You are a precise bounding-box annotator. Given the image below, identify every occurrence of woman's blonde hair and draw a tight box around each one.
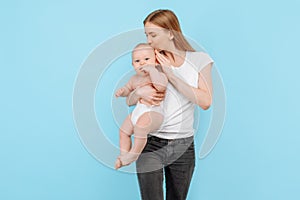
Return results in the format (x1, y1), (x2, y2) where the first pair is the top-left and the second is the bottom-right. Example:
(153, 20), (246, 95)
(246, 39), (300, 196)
(143, 9), (195, 52)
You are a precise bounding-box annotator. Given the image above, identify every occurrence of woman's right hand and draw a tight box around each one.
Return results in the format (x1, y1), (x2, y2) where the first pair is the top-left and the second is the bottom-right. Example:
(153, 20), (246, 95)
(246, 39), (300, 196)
(135, 85), (165, 105)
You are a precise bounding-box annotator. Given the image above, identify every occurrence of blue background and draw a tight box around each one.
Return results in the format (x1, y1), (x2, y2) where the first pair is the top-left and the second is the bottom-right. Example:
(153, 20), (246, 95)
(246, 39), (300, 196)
(1, 0), (300, 199)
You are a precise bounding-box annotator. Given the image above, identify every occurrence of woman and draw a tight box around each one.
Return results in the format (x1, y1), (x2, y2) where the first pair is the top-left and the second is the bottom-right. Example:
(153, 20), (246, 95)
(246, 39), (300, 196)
(127, 9), (214, 200)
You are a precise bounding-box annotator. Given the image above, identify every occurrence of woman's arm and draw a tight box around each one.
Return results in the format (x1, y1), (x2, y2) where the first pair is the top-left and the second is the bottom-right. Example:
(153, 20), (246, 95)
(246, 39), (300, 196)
(156, 51), (213, 110)
(126, 85), (165, 106)
(126, 87), (140, 106)
(166, 63), (213, 110)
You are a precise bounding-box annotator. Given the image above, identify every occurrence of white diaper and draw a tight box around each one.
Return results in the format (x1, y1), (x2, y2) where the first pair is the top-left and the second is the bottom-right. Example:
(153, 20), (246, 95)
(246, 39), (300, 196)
(131, 101), (164, 126)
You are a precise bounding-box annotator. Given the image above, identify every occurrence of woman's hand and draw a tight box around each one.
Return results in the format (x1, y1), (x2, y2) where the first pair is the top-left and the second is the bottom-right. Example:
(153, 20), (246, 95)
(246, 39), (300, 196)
(155, 50), (173, 77)
(135, 84), (165, 105)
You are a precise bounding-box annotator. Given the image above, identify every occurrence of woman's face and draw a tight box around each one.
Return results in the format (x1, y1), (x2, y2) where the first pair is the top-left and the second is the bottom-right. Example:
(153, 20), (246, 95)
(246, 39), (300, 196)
(144, 22), (172, 51)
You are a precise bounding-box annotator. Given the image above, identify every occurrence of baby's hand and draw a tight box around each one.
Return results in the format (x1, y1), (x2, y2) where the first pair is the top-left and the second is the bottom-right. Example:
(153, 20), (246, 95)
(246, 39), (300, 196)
(115, 88), (125, 97)
(139, 65), (156, 73)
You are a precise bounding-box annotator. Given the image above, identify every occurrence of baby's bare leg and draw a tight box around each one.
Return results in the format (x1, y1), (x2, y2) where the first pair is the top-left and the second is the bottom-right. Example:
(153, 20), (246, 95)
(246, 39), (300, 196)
(132, 111), (163, 153)
(119, 111), (163, 166)
(115, 114), (134, 169)
(119, 114), (134, 154)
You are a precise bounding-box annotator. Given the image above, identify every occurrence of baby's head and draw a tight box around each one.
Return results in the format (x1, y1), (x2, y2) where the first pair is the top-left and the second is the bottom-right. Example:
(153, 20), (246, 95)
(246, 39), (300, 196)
(132, 43), (156, 76)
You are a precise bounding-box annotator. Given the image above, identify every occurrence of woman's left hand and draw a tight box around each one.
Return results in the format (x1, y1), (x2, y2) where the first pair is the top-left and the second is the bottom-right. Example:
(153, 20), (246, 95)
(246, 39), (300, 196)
(155, 50), (173, 76)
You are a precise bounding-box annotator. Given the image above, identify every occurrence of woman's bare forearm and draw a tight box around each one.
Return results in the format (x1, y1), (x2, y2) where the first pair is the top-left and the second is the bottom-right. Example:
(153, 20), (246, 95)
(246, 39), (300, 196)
(126, 84), (165, 106)
(166, 73), (212, 110)
(126, 88), (140, 106)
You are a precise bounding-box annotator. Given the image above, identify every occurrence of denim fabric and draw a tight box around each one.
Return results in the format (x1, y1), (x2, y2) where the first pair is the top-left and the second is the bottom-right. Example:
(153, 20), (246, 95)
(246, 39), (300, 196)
(136, 135), (195, 200)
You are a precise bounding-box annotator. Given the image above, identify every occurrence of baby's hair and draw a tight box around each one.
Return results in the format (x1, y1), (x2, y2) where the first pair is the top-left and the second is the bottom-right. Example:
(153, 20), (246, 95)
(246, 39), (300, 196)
(132, 43), (154, 53)
(131, 43), (157, 65)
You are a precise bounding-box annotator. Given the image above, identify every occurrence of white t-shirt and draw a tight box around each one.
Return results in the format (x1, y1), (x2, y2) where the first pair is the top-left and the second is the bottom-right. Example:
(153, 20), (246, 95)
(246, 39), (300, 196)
(150, 51), (214, 139)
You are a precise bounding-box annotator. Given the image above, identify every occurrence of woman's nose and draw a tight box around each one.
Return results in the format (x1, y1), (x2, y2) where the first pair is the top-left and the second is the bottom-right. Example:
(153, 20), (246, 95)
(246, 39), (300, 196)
(147, 37), (152, 44)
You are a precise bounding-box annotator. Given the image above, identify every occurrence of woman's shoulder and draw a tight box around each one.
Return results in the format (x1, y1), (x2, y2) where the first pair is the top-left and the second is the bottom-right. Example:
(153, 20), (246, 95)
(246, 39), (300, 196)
(187, 51), (212, 60)
(186, 51), (214, 71)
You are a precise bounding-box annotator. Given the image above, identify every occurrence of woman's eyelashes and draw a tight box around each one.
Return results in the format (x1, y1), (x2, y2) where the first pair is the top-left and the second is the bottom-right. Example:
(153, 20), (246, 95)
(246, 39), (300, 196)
(145, 33), (157, 38)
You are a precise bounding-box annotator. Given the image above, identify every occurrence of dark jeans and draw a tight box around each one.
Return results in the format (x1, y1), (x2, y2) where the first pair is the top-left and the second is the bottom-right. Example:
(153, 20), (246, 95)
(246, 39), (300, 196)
(136, 135), (195, 200)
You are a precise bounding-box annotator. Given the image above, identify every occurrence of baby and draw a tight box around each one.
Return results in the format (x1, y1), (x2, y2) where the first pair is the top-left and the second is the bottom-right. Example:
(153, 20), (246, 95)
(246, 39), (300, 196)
(114, 43), (168, 169)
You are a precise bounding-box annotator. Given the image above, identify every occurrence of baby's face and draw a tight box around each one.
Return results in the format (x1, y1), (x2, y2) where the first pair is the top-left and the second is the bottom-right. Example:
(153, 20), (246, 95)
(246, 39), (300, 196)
(132, 47), (156, 76)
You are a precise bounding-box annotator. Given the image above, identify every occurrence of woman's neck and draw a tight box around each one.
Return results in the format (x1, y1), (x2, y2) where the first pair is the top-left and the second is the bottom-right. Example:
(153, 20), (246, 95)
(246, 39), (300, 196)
(164, 49), (186, 67)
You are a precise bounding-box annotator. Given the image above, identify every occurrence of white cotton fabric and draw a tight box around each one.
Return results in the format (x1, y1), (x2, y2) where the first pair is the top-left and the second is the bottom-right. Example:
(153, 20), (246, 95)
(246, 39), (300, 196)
(131, 101), (164, 126)
(150, 51), (214, 139)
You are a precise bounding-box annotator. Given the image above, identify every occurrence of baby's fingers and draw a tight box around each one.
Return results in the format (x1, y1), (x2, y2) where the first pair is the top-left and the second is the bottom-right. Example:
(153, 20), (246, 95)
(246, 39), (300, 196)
(115, 88), (124, 97)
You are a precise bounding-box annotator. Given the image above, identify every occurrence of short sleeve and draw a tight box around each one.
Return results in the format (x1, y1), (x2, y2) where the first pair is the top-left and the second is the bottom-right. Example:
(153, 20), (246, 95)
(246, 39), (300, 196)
(191, 52), (214, 72)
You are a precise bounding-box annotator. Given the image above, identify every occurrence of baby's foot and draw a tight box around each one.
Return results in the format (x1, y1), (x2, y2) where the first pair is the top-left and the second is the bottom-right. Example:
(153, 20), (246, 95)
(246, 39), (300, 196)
(119, 152), (140, 166)
(114, 157), (122, 170)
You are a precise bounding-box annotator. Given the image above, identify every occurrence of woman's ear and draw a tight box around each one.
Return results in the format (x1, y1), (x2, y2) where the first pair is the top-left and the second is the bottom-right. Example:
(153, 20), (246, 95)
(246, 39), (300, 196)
(169, 31), (174, 40)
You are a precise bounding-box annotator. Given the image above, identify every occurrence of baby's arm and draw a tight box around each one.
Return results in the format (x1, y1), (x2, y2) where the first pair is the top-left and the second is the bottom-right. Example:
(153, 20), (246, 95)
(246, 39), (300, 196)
(140, 65), (168, 92)
(115, 77), (135, 97)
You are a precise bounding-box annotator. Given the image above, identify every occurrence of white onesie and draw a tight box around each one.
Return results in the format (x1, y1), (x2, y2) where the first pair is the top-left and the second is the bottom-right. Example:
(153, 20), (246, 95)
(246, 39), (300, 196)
(131, 101), (164, 126)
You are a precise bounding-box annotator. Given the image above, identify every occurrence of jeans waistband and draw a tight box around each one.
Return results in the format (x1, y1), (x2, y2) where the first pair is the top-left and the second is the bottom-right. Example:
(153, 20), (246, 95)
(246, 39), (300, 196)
(148, 135), (194, 145)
